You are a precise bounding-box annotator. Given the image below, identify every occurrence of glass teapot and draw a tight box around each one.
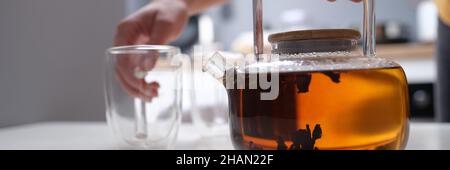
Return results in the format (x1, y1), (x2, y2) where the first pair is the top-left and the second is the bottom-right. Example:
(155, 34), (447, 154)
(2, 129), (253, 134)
(203, 0), (409, 150)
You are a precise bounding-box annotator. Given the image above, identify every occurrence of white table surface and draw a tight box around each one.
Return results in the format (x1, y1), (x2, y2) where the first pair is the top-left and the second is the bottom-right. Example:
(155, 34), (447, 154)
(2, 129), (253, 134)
(0, 121), (449, 150)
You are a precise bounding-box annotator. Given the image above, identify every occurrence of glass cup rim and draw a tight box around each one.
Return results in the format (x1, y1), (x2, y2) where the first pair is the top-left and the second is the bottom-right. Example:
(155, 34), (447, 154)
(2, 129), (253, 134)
(107, 45), (181, 56)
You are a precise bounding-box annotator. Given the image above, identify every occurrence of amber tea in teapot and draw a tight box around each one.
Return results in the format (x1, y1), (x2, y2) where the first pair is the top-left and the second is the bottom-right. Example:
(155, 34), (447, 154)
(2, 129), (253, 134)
(227, 59), (409, 150)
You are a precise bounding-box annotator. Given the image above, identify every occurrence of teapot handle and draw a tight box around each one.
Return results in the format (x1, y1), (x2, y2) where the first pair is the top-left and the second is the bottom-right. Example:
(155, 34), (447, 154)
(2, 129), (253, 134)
(253, 0), (376, 57)
(363, 0), (376, 58)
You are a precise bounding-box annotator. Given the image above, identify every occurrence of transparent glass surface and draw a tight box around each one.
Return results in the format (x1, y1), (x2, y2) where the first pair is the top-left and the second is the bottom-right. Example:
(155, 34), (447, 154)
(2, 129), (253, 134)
(190, 51), (230, 136)
(105, 45), (182, 149)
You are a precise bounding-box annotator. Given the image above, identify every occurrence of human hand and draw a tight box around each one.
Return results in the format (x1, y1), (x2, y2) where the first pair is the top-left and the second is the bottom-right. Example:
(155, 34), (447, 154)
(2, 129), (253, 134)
(115, 0), (190, 46)
(113, 0), (189, 101)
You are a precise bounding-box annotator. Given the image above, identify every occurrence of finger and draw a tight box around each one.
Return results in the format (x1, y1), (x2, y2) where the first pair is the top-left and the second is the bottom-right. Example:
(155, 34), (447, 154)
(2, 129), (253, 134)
(140, 82), (160, 100)
(148, 81), (161, 89)
(116, 58), (157, 99)
(147, 18), (173, 45)
(141, 51), (159, 71)
(115, 66), (145, 98)
(115, 9), (156, 46)
(116, 68), (158, 102)
(147, 82), (161, 97)
(126, 52), (158, 72)
(115, 19), (142, 46)
(147, 12), (187, 45)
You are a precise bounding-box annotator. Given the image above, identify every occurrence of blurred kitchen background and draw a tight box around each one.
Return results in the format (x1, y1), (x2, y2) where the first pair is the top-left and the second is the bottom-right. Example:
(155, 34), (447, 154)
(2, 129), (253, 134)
(0, 0), (439, 127)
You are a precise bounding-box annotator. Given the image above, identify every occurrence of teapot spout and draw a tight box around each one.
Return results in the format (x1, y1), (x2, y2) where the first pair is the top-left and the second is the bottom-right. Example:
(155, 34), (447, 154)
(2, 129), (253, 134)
(202, 51), (244, 83)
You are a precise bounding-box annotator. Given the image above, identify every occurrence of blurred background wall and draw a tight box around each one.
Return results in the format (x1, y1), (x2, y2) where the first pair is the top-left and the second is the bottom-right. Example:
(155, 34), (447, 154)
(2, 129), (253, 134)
(0, 0), (125, 127)
(208, 0), (424, 49)
(0, 0), (435, 127)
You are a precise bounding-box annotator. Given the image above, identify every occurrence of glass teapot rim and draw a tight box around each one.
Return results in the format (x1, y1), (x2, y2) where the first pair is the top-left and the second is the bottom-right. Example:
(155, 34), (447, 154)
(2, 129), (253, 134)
(204, 50), (400, 78)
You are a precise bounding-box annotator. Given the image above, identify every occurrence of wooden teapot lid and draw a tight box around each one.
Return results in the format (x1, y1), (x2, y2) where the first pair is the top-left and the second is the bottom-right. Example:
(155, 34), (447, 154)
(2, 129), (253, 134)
(268, 29), (361, 43)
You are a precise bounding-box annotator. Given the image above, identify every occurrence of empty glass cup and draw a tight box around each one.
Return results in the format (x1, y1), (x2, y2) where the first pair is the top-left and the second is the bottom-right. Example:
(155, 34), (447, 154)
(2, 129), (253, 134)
(105, 45), (183, 149)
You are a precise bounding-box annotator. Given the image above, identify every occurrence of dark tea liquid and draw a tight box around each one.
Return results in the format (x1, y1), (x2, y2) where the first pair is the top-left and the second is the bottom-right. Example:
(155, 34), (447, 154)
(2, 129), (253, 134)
(227, 66), (409, 150)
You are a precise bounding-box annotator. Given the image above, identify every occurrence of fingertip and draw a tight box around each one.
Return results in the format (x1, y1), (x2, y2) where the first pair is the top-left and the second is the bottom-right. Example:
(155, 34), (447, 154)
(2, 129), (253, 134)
(148, 82), (161, 89)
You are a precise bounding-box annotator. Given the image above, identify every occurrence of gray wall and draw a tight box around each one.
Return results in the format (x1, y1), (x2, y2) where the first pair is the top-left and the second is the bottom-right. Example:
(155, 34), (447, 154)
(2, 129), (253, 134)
(0, 0), (125, 127)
